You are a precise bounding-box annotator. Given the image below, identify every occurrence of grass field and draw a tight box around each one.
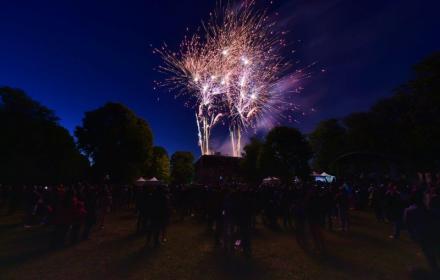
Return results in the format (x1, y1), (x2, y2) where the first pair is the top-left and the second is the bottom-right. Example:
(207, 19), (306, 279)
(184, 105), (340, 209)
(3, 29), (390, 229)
(0, 209), (433, 280)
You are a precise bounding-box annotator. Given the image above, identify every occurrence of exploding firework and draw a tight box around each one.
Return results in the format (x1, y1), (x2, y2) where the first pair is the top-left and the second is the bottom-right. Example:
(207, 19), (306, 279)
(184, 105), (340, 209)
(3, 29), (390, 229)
(155, 1), (310, 156)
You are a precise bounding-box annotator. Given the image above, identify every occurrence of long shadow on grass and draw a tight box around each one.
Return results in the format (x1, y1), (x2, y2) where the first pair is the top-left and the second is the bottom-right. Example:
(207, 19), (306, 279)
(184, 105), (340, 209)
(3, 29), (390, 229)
(196, 251), (269, 280)
(108, 247), (159, 278)
(0, 227), (54, 269)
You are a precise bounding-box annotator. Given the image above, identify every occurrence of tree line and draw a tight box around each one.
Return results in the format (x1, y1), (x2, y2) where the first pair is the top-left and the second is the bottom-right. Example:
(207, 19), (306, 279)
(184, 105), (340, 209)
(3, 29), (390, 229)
(0, 88), (193, 185)
(241, 52), (440, 183)
(308, 51), (440, 177)
(1, 51), (438, 185)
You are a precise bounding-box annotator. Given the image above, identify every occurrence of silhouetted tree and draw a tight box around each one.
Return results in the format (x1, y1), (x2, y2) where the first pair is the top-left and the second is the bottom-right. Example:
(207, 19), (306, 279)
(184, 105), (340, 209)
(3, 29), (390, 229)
(150, 146), (170, 182)
(170, 151), (194, 185)
(309, 119), (347, 172)
(241, 137), (264, 185)
(75, 103), (153, 183)
(0, 87), (88, 184)
(260, 126), (312, 182)
(310, 51), (440, 174)
(390, 51), (440, 171)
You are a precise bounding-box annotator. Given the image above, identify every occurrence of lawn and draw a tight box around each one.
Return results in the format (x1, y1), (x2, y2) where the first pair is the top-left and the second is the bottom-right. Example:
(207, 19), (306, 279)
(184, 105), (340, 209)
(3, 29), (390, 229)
(0, 209), (431, 280)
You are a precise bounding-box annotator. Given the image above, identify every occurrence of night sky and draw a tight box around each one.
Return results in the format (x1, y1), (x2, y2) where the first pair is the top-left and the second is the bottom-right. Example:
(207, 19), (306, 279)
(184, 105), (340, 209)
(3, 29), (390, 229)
(1, 0), (439, 157)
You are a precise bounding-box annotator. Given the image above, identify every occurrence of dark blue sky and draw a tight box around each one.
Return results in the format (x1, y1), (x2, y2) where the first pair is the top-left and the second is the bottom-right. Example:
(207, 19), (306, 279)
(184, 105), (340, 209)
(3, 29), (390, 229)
(1, 0), (439, 156)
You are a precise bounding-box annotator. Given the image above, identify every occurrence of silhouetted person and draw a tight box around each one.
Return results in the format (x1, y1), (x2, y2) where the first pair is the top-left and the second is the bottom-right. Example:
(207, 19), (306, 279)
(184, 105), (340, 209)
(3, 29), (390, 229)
(237, 187), (254, 256)
(70, 191), (86, 244)
(82, 186), (98, 240)
(405, 191), (440, 271)
(336, 186), (350, 232)
(52, 186), (72, 248)
(293, 196), (308, 252)
(385, 184), (404, 239)
(371, 185), (386, 222)
(8, 185), (20, 215)
(305, 187), (326, 255)
(97, 185), (112, 229)
(23, 186), (38, 227)
(147, 186), (168, 247)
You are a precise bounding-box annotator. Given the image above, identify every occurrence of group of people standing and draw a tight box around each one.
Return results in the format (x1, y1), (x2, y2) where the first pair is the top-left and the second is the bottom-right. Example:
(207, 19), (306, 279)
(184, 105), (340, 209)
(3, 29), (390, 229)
(1, 177), (440, 270)
(0, 183), (113, 247)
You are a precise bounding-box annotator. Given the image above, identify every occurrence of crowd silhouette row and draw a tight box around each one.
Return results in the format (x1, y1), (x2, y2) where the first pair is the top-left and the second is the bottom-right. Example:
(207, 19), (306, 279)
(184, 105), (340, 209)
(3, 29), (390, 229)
(1, 178), (440, 269)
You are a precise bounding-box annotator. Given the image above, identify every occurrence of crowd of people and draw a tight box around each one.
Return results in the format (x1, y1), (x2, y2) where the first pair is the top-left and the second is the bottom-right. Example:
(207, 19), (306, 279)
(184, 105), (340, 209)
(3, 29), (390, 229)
(1, 176), (439, 270)
(0, 183), (119, 247)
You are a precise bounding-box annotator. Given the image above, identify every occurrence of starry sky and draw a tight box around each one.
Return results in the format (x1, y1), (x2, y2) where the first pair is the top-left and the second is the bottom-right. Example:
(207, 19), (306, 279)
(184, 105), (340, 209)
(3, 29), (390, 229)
(1, 0), (439, 157)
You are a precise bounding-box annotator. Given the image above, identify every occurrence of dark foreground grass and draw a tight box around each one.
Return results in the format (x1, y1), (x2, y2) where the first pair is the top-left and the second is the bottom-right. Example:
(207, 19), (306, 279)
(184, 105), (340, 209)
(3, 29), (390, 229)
(0, 210), (432, 280)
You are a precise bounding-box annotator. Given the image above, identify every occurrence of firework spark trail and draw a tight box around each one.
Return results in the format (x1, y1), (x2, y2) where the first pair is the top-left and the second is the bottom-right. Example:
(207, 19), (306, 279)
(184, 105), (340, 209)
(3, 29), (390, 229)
(155, 1), (311, 156)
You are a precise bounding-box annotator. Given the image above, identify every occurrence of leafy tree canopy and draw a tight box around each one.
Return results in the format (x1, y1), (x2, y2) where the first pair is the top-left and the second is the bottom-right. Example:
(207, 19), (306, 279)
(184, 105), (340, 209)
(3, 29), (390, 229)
(75, 102), (153, 183)
(0, 87), (88, 184)
(170, 151), (194, 185)
(309, 119), (346, 172)
(241, 137), (264, 185)
(150, 146), (170, 182)
(260, 126), (312, 182)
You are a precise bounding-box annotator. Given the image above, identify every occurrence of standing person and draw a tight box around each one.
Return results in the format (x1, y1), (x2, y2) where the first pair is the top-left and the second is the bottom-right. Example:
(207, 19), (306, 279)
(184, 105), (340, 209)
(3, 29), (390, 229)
(136, 186), (147, 234)
(237, 187), (254, 257)
(336, 186), (350, 232)
(323, 185), (336, 230)
(70, 190), (86, 244)
(82, 185), (98, 240)
(212, 187), (225, 247)
(405, 191), (440, 271)
(222, 189), (235, 252)
(52, 186), (73, 248)
(7, 185), (20, 215)
(293, 193), (308, 252)
(281, 186), (293, 229)
(371, 185), (386, 222)
(23, 186), (38, 228)
(143, 185), (156, 247)
(305, 186), (326, 255)
(385, 183), (404, 239)
(146, 185), (167, 248)
(159, 185), (171, 243)
(0, 185), (8, 212)
(97, 185), (112, 229)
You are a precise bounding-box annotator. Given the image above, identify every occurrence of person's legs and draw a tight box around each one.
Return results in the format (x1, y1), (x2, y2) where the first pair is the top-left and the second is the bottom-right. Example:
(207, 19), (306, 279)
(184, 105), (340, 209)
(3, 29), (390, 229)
(420, 242), (438, 270)
(214, 218), (223, 247)
(310, 223), (326, 254)
(136, 214), (143, 234)
(70, 224), (81, 244)
(327, 211), (333, 230)
(393, 218), (402, 239)
(241, 224), (252, 257)
(152, 221), (161, 247)
(82, 221), (92, 240)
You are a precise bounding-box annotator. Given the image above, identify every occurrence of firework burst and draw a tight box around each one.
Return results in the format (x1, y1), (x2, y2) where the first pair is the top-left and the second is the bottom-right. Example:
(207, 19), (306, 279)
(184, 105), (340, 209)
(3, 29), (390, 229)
(154, 1), (310, 156)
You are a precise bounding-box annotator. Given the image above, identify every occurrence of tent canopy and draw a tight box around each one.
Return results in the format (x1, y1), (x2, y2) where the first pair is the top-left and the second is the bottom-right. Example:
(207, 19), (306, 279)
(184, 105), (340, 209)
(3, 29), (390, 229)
(311, 172), (336, 183)
(263, 177), (280, 182)
(136, 177), (147, 182)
